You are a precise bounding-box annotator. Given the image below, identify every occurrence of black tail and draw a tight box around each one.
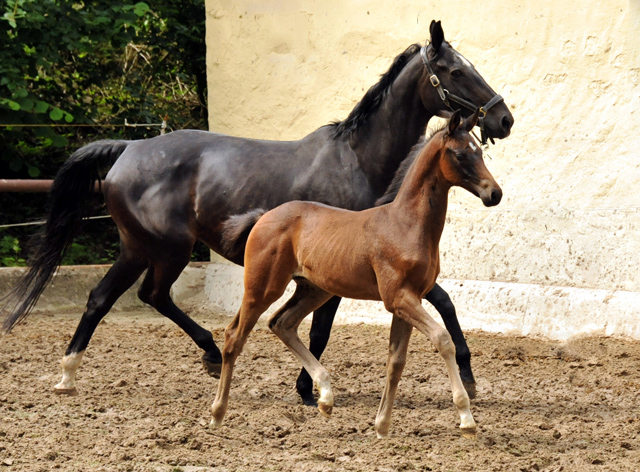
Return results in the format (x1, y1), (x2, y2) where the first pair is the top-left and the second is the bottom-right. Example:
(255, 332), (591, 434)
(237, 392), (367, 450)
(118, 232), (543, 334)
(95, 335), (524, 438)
(221, 209), (267, 264)
(1, 140), (129, 333)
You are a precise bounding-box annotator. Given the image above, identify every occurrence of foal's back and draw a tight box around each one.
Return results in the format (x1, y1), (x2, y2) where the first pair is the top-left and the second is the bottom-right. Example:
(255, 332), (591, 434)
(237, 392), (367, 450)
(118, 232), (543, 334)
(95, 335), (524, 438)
(245, 200), (387, 301)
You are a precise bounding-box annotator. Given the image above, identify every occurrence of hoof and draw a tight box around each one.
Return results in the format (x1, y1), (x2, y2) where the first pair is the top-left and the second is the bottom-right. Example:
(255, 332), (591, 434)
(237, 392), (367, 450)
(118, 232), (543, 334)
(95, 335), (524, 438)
(460, 427), (477, 440)
(53, 386), (78, 396)
(209, 418), (223, 428)
(300, 395), (318, 408)
(462, 380), (477, 400)
(375, 430), (389, 440)
(318, 402), (333, 417)
(202, 359), (221, 379)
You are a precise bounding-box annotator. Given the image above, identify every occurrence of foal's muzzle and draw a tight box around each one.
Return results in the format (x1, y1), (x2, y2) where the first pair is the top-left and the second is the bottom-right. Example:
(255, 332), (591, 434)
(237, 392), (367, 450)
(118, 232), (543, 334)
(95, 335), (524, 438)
(478, 180), (502, 207)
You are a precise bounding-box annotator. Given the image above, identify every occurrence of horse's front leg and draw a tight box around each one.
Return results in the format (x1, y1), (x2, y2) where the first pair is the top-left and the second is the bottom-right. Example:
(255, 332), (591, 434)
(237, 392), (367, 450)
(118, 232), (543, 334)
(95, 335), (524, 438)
(424, 283), (476, 399)
(389, 290), (476, 439)
(375, 315), (413, 439)
(296, 296), (342, 406)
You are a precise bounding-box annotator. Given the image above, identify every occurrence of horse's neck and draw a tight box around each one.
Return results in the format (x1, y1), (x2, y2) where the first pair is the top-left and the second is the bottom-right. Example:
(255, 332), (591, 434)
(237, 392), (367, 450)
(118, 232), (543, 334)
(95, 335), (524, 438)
(349, 56), (431, 195)
(391, 141), (450, 247)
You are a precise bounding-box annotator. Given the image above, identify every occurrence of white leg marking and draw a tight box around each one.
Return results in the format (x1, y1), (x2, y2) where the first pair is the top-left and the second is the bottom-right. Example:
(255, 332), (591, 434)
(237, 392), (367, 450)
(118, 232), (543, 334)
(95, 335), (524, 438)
(54, 351), (85, 395)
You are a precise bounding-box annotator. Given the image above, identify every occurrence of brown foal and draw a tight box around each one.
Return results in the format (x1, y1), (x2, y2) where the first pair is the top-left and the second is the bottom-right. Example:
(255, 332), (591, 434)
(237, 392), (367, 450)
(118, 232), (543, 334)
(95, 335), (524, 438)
(212, 110), (502, 439)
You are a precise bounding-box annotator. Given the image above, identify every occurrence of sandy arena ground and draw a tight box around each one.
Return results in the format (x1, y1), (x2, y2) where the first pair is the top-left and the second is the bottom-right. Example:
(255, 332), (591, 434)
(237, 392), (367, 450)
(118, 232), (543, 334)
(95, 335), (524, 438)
(1, 309), (639, 472)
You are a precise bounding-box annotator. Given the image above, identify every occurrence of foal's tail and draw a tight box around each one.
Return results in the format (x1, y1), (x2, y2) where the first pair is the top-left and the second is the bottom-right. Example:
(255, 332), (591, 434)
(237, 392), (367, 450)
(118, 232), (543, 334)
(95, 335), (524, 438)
(1, 140), (129, 333)
(221, 209), (267, 264)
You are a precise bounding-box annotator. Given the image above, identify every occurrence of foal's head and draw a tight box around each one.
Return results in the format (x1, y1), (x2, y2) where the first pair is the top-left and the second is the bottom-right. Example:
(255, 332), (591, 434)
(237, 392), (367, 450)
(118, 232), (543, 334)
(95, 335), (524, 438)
(438, 110), (502, 207)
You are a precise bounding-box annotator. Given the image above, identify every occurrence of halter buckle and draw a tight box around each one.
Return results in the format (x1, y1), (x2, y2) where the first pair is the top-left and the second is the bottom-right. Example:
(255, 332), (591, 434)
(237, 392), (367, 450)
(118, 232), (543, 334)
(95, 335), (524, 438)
(429, 75), (441, 88)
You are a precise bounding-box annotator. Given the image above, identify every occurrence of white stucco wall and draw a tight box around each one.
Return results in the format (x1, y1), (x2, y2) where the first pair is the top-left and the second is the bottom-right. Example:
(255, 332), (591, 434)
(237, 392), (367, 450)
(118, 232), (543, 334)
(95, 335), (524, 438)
(205, 1), (640, 339)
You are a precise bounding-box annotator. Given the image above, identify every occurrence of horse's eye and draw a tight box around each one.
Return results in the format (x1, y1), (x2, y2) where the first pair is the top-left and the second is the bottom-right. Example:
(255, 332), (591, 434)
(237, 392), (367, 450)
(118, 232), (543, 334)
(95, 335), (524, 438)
(450, 69), (463, 79)
(455, 152), (466, 161)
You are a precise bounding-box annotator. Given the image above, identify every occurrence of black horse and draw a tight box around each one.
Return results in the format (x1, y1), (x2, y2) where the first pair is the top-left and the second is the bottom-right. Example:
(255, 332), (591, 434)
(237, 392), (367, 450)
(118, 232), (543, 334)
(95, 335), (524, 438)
(1, 21), (512, 404)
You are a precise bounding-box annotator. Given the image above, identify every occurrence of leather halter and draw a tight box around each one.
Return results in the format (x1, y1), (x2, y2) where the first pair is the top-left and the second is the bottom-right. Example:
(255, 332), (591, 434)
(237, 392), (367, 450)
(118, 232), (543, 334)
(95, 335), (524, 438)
(420, 45), (503, 145)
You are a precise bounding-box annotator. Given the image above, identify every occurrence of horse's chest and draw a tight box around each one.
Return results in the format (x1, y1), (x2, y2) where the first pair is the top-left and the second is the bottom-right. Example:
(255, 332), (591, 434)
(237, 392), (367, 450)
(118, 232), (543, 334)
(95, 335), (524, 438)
(393, 249), (440, 293)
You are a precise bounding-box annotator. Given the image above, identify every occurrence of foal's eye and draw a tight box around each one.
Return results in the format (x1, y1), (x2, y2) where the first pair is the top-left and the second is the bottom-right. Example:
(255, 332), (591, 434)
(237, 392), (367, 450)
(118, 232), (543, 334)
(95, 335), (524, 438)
(454, 152), (465, 161)
(450, 69), (463, 79)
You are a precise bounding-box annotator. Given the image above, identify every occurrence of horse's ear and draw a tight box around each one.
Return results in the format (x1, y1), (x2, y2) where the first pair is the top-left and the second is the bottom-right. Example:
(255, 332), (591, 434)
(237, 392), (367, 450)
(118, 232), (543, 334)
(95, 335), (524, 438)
(429, 20), (445, 53)
(464, 109), (479, 132)
(448, 109), (461, 135)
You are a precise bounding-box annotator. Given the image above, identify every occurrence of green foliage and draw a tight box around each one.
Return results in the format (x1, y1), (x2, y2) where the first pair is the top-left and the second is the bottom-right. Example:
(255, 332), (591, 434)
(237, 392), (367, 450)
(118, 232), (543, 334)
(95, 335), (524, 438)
(0, 234), (26, 267)
(0, 0), (208, 266)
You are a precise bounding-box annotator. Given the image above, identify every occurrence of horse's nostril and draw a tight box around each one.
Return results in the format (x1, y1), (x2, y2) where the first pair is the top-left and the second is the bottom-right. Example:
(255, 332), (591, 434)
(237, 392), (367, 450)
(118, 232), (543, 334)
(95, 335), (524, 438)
(501, 116), (512, 131)
(491, 189), (502, 205)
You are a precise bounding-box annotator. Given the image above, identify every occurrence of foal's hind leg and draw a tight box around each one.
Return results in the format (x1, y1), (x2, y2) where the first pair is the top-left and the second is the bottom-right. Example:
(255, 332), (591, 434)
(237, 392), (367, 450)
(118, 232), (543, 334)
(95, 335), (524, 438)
(375, 315), (413, 438)
(268, 281), (334, 416)
(296, 296), (342, 406)
(138, 252), (221, 376)
(54, 251), (147, 395)
(211, 289), (287, 426)
(425, 283), (476, 399)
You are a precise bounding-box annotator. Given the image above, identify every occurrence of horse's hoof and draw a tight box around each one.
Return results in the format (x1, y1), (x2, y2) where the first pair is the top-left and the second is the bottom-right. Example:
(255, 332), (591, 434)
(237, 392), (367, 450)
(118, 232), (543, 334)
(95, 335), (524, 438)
(209, 418), (223, 428)
(375, 429), (389, 440)
(53, 386), (78, 396)
(300, 395), (318, 408)
(202, 359), (221, 379)
(462, 380), (477, 400)
(460, 427), (477, 440)
(318, 402), (333, 417)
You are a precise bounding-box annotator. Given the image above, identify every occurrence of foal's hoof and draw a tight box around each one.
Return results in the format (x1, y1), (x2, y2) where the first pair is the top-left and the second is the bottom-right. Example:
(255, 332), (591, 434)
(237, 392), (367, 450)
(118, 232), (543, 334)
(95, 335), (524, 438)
(53, 386), (78, 396)
(462, 380), (477, 400)
(202, 359), (221, 379)
(318, 402), (333, 417)
(460, 427), (477, 440)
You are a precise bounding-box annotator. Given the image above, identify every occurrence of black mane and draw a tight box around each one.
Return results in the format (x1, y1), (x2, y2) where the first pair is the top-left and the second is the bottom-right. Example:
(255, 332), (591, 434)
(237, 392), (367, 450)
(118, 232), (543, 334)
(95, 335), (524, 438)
(331, 44), (422, 139)
(375, 122), (447, 206)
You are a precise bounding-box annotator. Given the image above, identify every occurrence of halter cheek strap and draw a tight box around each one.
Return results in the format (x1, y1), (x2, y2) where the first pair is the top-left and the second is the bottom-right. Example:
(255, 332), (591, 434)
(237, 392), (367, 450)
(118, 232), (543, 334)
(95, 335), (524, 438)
(420, 45), (504, 145)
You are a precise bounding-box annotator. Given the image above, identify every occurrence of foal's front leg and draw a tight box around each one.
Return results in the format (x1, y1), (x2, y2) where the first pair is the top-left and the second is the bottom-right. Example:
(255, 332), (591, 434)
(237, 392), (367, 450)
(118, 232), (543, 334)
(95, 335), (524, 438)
(424, 284), (476, 398)
(375, 315), (413, 438)
(389, 291), (476, 439)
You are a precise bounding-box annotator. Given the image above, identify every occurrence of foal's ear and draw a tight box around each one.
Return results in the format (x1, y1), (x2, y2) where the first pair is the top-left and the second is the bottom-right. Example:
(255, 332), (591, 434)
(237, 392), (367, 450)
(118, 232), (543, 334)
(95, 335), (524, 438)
(429, 20), (445, 53)
(447, 109), (461, 135)
(464, 109), (479, 132)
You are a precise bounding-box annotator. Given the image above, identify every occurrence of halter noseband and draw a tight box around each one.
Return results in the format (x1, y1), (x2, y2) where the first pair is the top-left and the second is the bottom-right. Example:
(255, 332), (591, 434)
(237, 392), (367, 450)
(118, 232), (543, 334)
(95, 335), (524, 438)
(420, 45), (503, 145)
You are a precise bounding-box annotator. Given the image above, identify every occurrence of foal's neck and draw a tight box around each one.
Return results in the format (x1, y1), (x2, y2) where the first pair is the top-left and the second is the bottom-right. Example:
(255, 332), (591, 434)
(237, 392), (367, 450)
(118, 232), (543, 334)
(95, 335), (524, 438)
(390, 138), (450, 244)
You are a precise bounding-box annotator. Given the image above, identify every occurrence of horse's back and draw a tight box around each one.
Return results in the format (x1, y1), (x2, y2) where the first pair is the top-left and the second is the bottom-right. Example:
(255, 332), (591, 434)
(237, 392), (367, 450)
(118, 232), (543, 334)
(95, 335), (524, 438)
(247, 201), (381, 300)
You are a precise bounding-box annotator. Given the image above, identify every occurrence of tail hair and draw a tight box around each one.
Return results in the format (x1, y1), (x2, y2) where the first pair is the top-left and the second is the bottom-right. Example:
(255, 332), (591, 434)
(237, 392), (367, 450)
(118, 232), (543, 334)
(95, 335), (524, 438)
(221, 209), (267, 263)
(1, 140), (128, 333)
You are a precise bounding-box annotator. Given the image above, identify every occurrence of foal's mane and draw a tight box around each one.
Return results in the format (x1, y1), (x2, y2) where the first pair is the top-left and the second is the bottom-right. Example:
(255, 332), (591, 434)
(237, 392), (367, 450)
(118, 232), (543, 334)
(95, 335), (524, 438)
(375, 122), (447, 206)
(330, 44), (422, 139)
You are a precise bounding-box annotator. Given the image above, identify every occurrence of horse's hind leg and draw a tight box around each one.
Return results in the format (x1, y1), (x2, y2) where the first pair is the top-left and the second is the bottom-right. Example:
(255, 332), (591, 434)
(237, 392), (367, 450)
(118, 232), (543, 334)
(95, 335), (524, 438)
(54, 250), (147, 395)
(375, 315), (413, 439)
(268, 281), (334, 416)
(138, 252), (221, 376)
(425, 283), (476, 399)
(210, 301), (265, 427)
(296, 296), (342, 406)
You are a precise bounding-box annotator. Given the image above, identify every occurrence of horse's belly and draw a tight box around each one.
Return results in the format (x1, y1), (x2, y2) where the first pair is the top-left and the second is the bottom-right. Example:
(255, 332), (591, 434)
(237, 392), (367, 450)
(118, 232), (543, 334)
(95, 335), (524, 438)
(298, 260), (381, 301)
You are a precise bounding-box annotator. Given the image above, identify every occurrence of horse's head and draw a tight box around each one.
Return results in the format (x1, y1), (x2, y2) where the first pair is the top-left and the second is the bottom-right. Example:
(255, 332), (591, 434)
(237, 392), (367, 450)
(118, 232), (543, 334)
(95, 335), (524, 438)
(440, 110), (502, 207)
(419, 21), (513, 142)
